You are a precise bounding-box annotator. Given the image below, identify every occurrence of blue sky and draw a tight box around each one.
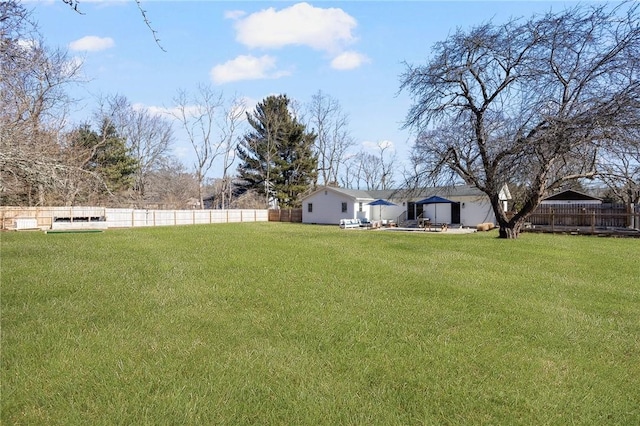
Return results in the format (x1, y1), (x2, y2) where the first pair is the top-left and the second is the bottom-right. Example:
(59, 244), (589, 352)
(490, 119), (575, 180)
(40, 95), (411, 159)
(31, 0), (586, 180)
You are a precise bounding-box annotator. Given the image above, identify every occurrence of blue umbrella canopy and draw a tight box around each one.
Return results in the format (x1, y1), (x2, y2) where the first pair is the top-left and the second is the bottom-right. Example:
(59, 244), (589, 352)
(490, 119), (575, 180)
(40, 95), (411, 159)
(415, 195), (455, 205)
(415, 195), (455, 226)
(368, 199), (397, 206)
(368, 199), (397, 221)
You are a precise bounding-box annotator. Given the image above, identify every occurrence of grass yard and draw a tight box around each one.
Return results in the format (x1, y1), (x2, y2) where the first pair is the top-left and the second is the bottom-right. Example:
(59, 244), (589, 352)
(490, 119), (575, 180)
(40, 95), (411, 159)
(1, 223), (639, 425)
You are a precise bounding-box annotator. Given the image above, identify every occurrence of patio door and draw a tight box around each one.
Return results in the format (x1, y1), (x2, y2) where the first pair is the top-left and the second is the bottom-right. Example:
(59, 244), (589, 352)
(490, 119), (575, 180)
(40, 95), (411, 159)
(407, 202), (423, 220)
(451, 202), (461, 224)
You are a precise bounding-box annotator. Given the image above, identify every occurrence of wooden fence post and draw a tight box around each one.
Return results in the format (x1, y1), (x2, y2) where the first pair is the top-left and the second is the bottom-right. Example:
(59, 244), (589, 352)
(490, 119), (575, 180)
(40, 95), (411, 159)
(591, 212), (595, 234)
(550, 210), (554, 233)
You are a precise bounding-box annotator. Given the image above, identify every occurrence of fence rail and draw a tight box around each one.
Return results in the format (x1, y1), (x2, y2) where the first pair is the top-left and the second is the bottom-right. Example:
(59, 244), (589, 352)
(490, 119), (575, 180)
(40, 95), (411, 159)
(528, 203), (639, 230)
(0, 207), (269, 230)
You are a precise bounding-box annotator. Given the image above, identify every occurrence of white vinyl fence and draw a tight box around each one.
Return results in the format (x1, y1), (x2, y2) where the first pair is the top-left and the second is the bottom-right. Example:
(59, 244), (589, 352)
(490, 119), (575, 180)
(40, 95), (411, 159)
(0, 207), (269, 230)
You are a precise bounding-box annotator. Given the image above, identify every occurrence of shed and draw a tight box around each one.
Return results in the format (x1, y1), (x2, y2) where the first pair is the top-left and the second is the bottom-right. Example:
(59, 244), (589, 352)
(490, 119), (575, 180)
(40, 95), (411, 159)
(541, 190), (602, 205)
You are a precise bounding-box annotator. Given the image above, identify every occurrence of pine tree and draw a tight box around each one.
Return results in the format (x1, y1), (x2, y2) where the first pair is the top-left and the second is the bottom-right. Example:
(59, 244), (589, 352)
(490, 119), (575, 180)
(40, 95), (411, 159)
(237, 95), (317, 208)
(72, 120), (139, 194)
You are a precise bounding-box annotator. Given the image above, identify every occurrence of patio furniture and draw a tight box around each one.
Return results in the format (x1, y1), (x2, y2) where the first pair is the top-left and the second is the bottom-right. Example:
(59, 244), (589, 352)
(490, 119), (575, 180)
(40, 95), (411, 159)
(339, 218), (361, 229)
(359, 218), (372, 228)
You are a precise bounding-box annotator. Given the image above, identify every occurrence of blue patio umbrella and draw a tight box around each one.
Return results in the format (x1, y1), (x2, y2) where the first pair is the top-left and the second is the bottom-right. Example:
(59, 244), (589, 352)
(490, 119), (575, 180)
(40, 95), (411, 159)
(368, 199), (397, 220)
(415, 195), (455, 224)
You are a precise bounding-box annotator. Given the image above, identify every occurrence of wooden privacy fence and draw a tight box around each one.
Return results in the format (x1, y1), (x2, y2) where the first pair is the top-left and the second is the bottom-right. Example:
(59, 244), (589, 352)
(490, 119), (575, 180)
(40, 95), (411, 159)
(268, 209), (302, 223)
(528, 203), (639, 230)
(0, 206), (269, 230)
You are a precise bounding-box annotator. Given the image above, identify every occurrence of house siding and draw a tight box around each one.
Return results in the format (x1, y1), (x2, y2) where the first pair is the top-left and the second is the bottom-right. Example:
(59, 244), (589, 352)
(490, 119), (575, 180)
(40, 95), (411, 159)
(414, 196), (496, 226)
(302, 185), (510, 227)
(457, 196), (496, 226)
(302, 189), (361, 224)
(369, 203), (405, 222)
(421, 204), (453, 225)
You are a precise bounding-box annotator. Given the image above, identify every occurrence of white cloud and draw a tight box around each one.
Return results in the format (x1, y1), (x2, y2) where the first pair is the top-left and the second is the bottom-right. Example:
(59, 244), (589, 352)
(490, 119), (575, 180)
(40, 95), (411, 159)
(234, 2), (357, 53)
(132, 103), (174, 116)
(17, 38), (39, 50)
(362, 140), (395, 152)
(210, 55), (290, 84)
(62, 56), (84, 77)
(379, 140), (395, 150)
(69, 36), (114, 52)
(133, 103), (168, 116)
(342, 152), (358, 161)
(133, 104), (200, 120)
(172, 145), (190, 159)
(224, 10), (246, 20)
(330, 51), (370, 70)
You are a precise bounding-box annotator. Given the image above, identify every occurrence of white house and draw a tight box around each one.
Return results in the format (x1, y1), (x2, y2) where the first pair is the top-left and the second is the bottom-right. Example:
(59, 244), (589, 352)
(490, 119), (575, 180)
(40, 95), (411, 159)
(301, 184), (511, 227)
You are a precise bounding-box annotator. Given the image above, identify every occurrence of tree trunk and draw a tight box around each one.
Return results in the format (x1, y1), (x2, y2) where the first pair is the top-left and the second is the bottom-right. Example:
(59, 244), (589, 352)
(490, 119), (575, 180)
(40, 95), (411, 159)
(499, 223), (520, 239)
(492, 196), (525, 239)
(496, 212), (529, 239)
(198, 184), (204, 210)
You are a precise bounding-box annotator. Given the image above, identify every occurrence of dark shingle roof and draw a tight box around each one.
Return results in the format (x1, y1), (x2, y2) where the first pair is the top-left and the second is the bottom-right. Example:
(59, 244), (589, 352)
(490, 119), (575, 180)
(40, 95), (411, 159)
(543, 189), (601, 201)
(310, 185), (488, 201)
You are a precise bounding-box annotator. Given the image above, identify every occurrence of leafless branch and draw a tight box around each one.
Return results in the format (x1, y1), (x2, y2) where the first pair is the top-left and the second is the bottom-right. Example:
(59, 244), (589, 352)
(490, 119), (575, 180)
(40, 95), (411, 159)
(134, 0), (166, 52)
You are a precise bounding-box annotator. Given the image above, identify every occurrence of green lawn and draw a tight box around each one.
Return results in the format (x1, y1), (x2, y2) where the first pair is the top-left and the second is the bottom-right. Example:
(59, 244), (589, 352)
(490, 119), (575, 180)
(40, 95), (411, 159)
(2, 223), (639, 425)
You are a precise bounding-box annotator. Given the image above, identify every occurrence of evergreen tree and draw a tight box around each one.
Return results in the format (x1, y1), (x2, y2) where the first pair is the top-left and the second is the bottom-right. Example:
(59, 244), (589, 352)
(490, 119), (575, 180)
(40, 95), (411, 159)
(72, 120), (139, 195)
(237, 95), (317, 208)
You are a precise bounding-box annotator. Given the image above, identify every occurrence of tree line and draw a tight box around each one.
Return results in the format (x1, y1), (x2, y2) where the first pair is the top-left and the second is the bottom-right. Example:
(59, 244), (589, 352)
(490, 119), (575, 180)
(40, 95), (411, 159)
(4, 1), (639, 238)
(1, 0), (398, 210)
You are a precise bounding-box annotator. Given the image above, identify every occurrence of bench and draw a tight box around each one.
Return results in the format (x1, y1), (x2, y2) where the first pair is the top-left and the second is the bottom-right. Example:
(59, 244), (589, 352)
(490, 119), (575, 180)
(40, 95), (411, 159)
(339, 218), (361, 229)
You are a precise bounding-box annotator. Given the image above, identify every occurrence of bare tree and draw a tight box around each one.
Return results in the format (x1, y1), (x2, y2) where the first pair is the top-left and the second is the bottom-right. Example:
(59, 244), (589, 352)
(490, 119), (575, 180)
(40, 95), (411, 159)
(1, 0), (85, 205)
(219, 96), (246, 209)
(145, 157), (199, 209)
(597, 131), (640, 206)
(98, 94), (174, 206)
(172, 85), (224, 209)
(339, 154), (358, 189)
(401, 2), (640, 238)
(343, 141), (397, 190)
(377, 141), (397, 190)
(53, 124), (120, 206)
(306, 91), (355, 186)
(357, 151), (383, 191)
(231, 189), (266, 209)
(60, 0), (165, 51)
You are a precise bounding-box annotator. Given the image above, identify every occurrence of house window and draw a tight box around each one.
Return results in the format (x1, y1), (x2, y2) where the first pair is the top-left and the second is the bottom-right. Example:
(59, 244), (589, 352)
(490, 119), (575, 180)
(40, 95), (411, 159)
(341, 202), (347, 213)
(308, 203), (313, 213)
(359, 202), (363, 212)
